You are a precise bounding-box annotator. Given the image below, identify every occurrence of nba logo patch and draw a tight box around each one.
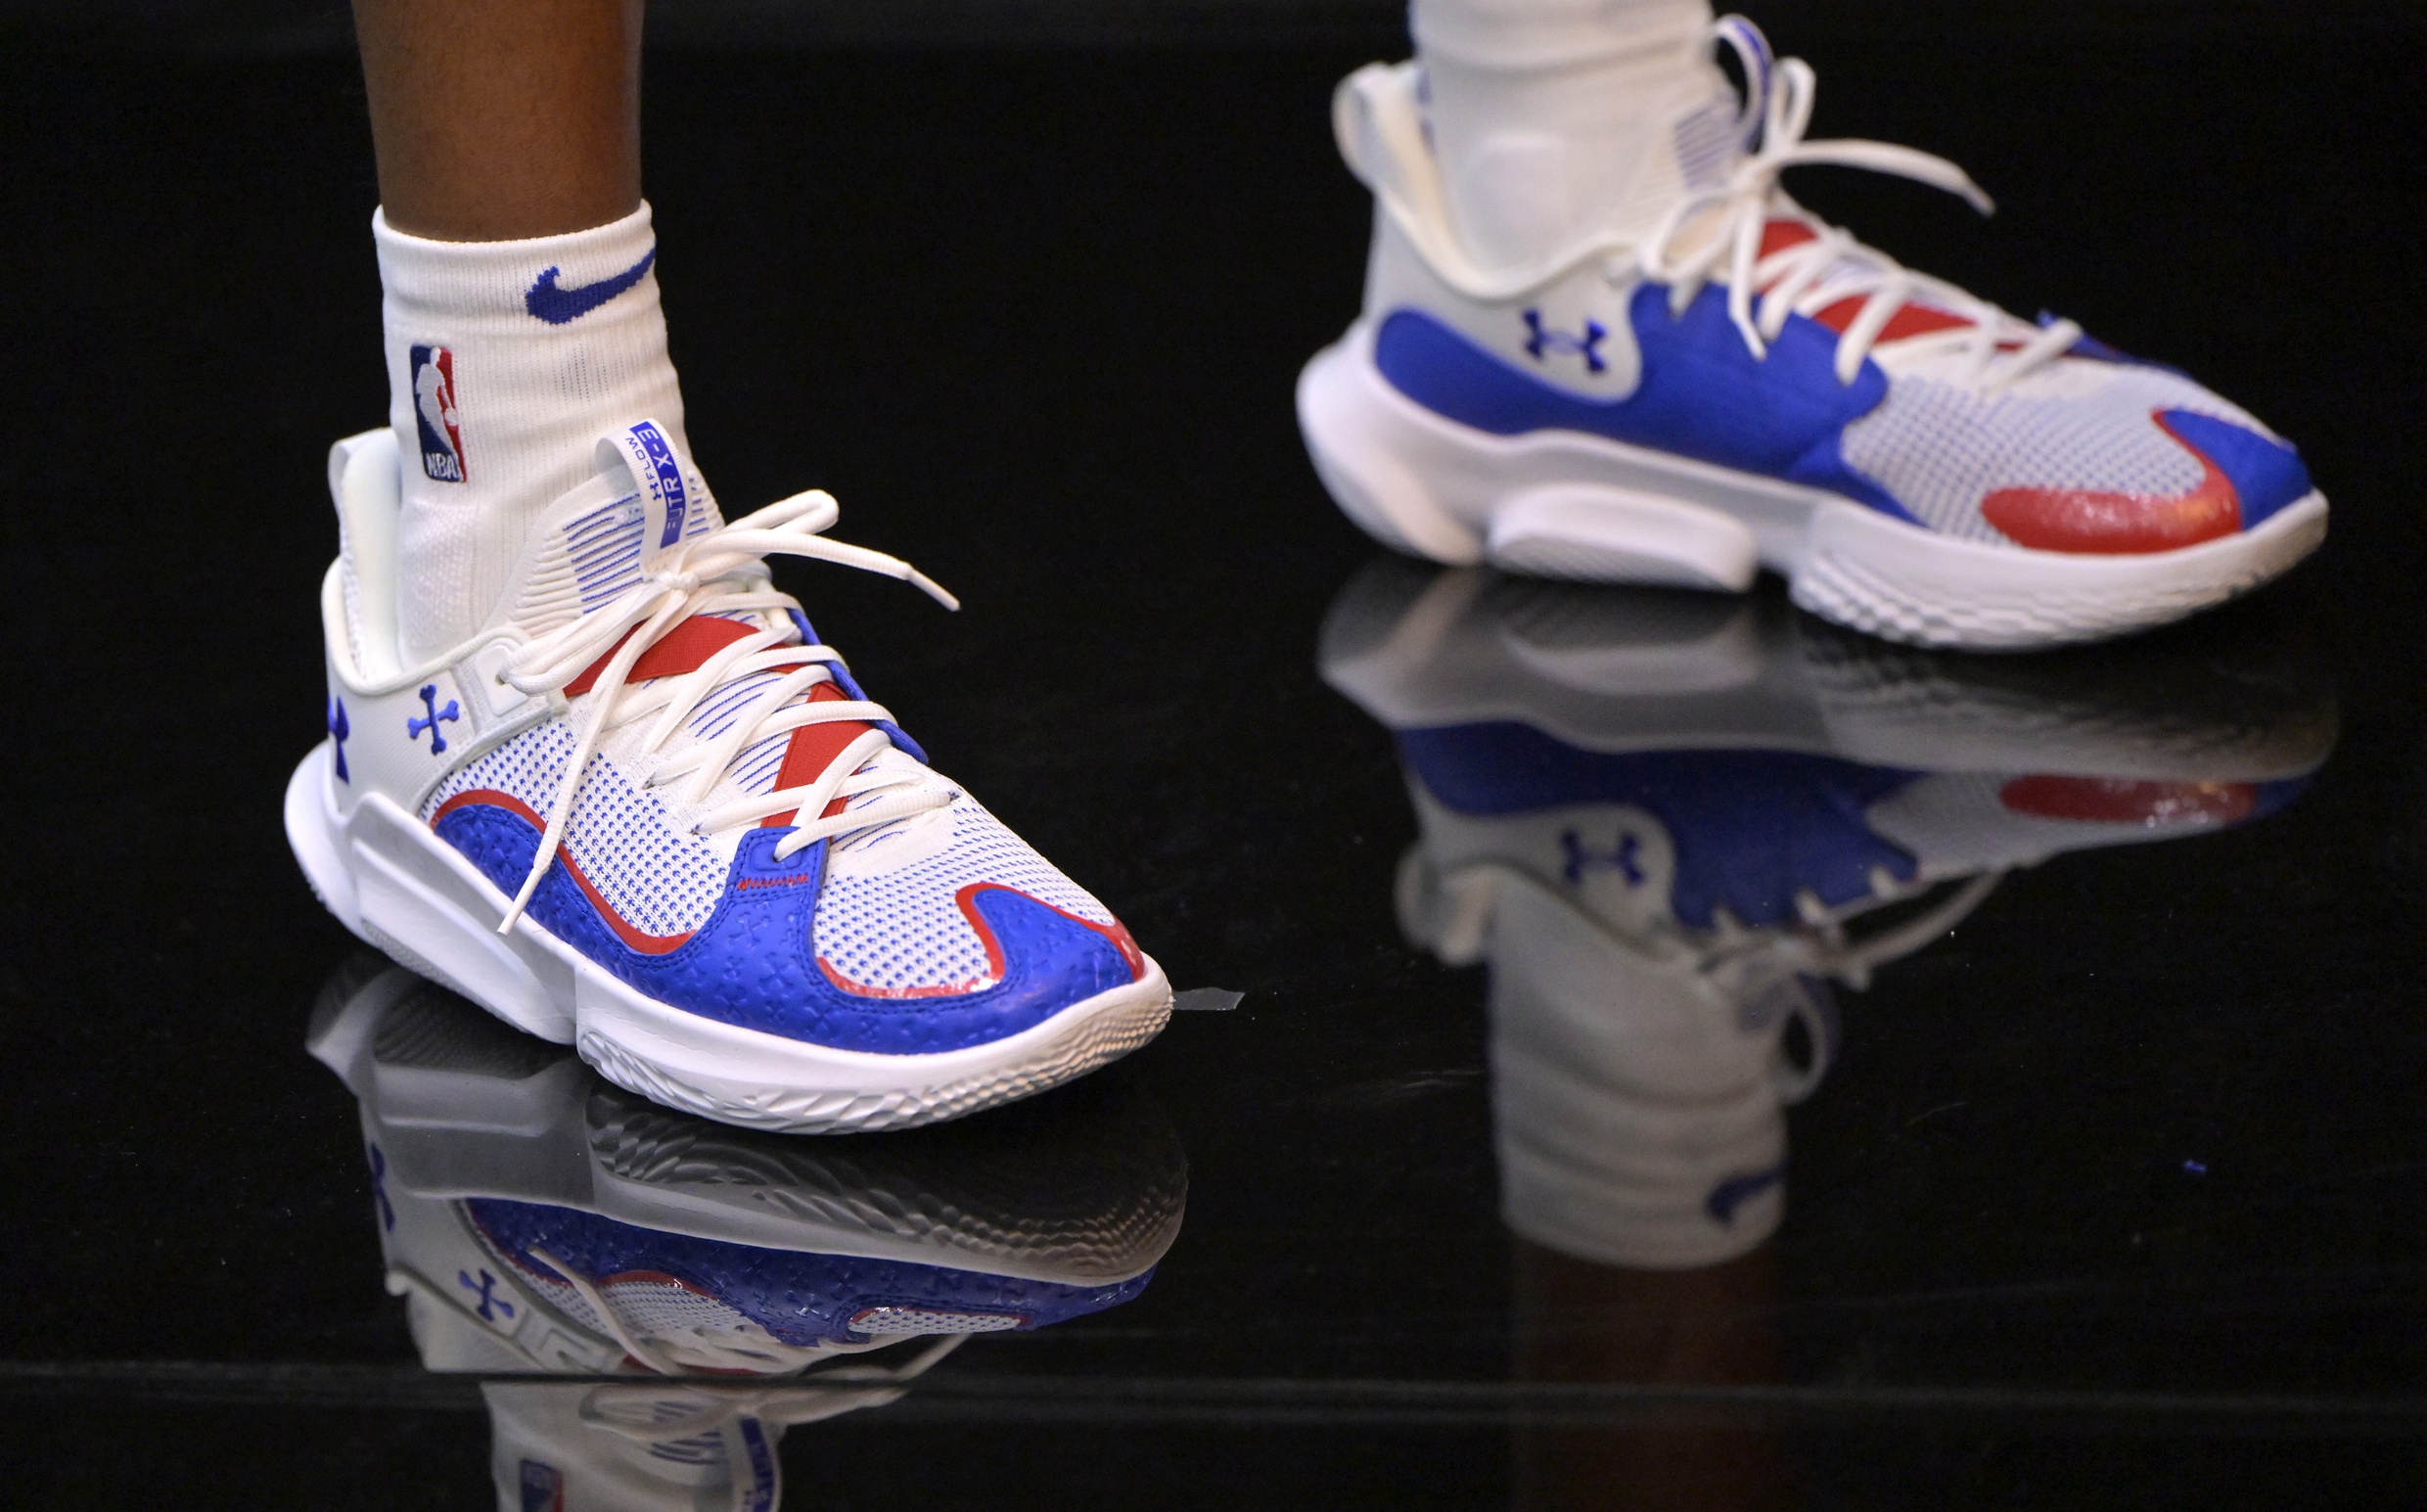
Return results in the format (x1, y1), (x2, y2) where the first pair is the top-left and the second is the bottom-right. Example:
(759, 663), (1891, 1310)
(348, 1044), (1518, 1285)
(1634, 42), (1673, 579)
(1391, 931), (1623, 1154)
(410, 344), (467, 482)
(517, 1459), (565, 1512)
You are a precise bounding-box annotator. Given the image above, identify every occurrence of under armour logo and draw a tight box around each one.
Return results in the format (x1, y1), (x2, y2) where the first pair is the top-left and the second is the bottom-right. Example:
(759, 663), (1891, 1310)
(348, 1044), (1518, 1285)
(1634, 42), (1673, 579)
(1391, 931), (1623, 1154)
(1562, 827), (1646, 887)
(1523, 309), (1608, 374)
(408, 684), (461, 754)
(327, 697), (350, 782)
(366, 1142), (393, 1232)
(1706, 1165), (1786, 1225)
(459, 1267), (517, 1322)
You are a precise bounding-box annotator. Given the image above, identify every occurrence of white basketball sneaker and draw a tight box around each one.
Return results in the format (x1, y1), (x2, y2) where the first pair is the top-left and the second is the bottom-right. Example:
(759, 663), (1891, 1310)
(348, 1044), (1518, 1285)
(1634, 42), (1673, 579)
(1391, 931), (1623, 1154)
(1300, 17), (2326, 649)
(287, 421), (1171, 1133)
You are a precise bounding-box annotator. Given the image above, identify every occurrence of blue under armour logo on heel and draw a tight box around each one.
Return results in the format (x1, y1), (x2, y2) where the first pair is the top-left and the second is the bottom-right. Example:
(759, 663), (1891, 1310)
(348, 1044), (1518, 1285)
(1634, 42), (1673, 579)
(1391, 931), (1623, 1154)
(408, 685), (461, 754)
(326, 697), (350, 782)
(458, 1267), (516, 1322)
(1562, 827), (1645, 887)
(1523, 309), (1609, 374)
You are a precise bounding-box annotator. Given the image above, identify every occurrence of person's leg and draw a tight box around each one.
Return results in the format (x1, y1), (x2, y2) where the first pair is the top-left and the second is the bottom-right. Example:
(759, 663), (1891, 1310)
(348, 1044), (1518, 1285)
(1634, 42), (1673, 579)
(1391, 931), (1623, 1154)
(353, 0), (641, 240)
(1410, 0), (1720, 272)
(351, 0), (681, 664)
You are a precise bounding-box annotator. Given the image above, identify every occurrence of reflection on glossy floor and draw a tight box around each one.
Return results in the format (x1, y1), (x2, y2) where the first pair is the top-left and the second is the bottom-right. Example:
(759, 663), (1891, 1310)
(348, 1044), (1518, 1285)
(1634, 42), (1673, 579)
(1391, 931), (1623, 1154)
(9, 18), (2427, 1508)
(1327, 563), (2334, 1273)
(317, 960), (1183, 1505)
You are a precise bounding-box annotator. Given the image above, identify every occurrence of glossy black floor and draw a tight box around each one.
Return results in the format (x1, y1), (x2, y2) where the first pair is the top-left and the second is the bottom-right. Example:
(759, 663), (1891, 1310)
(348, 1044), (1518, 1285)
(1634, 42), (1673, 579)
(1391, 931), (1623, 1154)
(8, 14), (2427, 1507)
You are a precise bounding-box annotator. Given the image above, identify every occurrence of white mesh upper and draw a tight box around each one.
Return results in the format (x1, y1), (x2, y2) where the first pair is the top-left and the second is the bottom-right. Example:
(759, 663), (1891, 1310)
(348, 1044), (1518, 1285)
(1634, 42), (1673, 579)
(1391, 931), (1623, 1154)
(725, 731), (789, 796)
(1843, 356), (2269, 543)
(1671, 96), (1741, 194)
(424, 717), (1113, 976)
(812, 798), (1114, 990)
(498, 1257), (812, 1363)
(427, 719), (575, 815)
(563, 493), (648, 613)
(686, 670), (785, 741)
(847, 1306), (1022, 1335)
(425, 722), (729, 939)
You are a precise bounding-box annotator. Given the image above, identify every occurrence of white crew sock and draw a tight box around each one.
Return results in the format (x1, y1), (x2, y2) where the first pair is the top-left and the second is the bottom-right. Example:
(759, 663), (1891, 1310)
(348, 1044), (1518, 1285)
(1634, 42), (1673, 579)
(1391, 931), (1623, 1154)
(1409, 0), (1728, 272)
(375, 202), (686, 664)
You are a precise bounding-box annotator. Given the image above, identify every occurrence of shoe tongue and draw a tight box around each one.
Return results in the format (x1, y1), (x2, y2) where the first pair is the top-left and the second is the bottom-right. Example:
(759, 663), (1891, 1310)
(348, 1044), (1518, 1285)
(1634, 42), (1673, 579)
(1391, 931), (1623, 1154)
(597, 418), (722, 570)
(495, 419), (729, 638)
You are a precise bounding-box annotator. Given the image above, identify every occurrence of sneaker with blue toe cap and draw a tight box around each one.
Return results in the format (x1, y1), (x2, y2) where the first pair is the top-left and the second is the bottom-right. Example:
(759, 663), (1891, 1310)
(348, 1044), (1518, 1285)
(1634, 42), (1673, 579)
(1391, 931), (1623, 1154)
(287, 420), (1171, 1133)
(1299, 15), (2325, 649)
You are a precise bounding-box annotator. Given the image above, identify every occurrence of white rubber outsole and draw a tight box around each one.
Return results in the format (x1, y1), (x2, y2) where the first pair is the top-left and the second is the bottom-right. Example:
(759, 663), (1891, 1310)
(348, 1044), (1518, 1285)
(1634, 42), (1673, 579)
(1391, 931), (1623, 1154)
(1296, 325), (2328, 651)
(285, 750), (1172, 1134)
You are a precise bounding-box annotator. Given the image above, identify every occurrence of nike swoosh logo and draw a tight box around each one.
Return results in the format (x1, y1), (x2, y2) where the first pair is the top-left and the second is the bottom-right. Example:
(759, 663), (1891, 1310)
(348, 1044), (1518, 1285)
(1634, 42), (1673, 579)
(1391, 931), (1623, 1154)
(1980, 410), (2241, 555)
(524, 247), (658, 325)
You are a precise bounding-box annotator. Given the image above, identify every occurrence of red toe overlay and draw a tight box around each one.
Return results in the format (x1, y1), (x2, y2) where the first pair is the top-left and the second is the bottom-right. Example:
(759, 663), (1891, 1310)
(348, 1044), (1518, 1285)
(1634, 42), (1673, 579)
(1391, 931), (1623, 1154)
(1998, 776), (2256, 826)
(1980, 412), (2242, 554)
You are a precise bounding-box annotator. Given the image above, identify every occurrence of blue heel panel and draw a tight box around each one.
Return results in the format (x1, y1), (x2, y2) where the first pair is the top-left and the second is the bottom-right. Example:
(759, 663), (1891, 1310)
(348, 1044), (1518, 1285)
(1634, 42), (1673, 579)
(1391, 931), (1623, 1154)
(1397, 723), (1922, 931)
(1371, 288), (1915, 525)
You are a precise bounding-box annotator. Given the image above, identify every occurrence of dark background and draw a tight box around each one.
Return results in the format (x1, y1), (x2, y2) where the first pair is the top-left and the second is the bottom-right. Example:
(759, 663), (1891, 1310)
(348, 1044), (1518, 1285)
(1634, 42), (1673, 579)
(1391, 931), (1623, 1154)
(7, 2), (2427, 1505)
(10, 0), (2427, 47)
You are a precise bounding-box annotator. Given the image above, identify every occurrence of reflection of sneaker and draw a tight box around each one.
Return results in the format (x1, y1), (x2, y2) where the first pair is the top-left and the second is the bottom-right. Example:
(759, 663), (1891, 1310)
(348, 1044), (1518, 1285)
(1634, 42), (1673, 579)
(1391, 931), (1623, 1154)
(481, 1381), (822, 1512)
(310, 958), (1185, 1510)
(1299, 18), (2324, 648)
(1320, 561), (2333, 1266)
(288, 424), (1170, 1133)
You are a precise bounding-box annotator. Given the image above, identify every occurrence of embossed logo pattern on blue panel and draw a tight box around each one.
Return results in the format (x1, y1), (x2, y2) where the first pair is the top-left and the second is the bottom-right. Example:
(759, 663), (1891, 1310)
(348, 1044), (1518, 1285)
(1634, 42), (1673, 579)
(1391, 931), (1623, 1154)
(1375, 286), (1914, 523)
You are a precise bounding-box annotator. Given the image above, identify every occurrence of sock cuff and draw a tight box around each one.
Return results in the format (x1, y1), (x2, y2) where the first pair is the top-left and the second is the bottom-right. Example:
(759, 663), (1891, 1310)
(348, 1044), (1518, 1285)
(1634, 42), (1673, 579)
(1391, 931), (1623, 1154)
(374, 199), (686, 661)
(372, 201), (659, 326)
(1410, 0), (1713, 71)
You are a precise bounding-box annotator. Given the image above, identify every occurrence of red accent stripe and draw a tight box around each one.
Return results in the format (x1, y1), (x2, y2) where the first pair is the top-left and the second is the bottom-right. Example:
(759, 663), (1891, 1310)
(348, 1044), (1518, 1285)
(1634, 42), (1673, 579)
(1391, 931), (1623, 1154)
(1980, 411), (2241, 555)
(429, 789), (696, 955)
(760, 682), (874, 828)
(564, 614), (760, 699)
(1757, 220), (1979, 346)
(1759, 219), (1819, 260)
(1810, 296), (1975, 343)
(812, 883), (1147, 999)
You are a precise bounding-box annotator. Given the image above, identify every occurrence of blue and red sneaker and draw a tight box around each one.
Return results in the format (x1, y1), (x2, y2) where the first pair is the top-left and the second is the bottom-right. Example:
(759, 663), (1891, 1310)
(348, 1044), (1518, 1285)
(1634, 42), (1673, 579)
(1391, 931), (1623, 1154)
(288, 421), (1170, 1132)
(1300, 17), (2325, 649)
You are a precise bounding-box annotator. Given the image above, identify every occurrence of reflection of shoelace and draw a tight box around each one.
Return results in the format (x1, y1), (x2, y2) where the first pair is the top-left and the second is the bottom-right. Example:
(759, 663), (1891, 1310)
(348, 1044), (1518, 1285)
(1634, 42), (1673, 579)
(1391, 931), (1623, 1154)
(1415, 854), (2003, 996)
(524, 1243), (965, 1380)
(495, 490), (960, 934)
(575, 1336), (967, 1440)
(1699, 868), (2004, 996)
(1636, 16), (2081, 387)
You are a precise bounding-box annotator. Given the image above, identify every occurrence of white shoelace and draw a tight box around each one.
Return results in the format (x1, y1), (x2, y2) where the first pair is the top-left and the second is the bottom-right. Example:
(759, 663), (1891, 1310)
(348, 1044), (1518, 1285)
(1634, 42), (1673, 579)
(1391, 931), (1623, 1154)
(492, 489), (960, 936)
(1634, 20), (2081, 387)
(524, 1244), (965, 1381)
(1709, 868), (2005, 995)
(574, 1337), (967, 1440)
